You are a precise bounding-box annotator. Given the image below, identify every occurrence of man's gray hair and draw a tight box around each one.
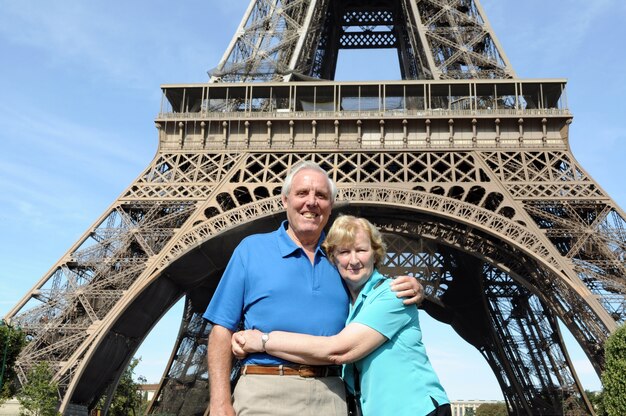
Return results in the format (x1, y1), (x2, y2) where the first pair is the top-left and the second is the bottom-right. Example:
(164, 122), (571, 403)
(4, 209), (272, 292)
(282, 161), (338, 203)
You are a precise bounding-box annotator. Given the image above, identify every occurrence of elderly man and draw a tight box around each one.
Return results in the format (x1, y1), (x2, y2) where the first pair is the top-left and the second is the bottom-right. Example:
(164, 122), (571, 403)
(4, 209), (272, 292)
(204, 161), (422, 416)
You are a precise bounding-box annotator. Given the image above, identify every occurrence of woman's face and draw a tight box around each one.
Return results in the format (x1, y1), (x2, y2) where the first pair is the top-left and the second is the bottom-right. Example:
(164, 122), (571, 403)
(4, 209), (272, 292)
(333, 229), (376, 291)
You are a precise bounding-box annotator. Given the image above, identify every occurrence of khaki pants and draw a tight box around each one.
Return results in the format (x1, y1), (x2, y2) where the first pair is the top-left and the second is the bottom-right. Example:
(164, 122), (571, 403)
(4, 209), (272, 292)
(233, 374), (347, 416)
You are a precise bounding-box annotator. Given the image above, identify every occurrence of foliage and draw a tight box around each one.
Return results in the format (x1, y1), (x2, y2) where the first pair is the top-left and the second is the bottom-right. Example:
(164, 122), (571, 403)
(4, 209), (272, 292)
(602, 324), (626, 416)
(16, 361), (60, 416)
(562, 394), (591, 416)
(464, 408), (476, 416)
(0, 322), (27, 402)
(586, 390), (607, 416)
(97, 357), (148, 416)
(475, 402), (508, 416)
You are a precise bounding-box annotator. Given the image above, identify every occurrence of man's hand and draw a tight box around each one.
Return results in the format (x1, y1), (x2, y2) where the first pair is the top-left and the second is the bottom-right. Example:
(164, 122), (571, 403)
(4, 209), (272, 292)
(232, 329), (264, 358)
(231, 332), (248, 359)
(210, 403), (236, 416)
(390, 275), (424, 305)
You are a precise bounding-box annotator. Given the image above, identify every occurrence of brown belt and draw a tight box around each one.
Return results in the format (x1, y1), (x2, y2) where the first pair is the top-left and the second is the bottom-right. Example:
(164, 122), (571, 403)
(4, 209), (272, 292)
(240, 365), (342, 378)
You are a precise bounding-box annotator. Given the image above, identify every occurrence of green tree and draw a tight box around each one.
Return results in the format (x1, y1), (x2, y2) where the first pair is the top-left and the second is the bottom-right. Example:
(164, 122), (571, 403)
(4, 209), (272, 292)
(464, 408), (476, 416)
(0, 322), (27, 402)
(100, 357), (148, 416)
(475, 402), (507, 416)
(586, 390), (607, 416)
(17, 361), (60, 416)
(602, 323), (626, 416)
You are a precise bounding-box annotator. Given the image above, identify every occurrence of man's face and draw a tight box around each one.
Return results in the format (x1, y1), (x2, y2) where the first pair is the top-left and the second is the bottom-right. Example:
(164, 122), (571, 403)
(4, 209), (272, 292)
(282, 169), (333, 243)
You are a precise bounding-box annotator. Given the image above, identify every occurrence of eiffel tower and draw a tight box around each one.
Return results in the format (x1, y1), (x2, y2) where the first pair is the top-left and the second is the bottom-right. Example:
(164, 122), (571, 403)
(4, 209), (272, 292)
(4, 0), (625, 415)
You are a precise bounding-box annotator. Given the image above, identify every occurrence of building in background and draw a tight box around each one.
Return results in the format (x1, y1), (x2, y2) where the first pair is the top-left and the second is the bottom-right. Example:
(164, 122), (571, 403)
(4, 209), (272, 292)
(451, 400), (504, 416)
(138, 383), (159, 402)
(0, 399), (19, 416)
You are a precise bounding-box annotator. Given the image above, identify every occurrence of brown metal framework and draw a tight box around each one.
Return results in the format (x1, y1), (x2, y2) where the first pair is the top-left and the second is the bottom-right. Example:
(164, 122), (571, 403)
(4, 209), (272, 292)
(4, 1), (625, 416)
(211, 0), (514, 81)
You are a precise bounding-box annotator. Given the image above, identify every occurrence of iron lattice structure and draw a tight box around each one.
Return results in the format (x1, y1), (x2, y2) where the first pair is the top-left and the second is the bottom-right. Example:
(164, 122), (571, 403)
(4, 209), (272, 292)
(4, 1), (625, 415)
(211, 0), (514, 81)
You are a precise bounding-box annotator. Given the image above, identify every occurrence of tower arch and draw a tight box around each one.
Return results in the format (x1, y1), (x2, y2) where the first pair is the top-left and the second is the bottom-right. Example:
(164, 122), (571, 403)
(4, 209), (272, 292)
(5, 1), (625, 415)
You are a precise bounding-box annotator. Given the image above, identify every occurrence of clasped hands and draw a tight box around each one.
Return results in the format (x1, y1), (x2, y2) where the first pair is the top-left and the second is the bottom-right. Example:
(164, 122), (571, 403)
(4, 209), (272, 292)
(232, 329), (263, 359)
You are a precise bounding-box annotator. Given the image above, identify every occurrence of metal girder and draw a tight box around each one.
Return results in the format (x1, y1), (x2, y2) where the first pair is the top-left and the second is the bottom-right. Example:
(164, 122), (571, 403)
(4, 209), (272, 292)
(4, 1), (624, 415)
(212, 0), (514, 81)
(148, 214), (601, 414)
(7, 79), (624, 413)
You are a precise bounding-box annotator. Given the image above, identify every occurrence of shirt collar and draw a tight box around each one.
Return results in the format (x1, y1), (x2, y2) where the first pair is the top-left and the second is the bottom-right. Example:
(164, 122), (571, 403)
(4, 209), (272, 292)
(276, 220), (327, 258)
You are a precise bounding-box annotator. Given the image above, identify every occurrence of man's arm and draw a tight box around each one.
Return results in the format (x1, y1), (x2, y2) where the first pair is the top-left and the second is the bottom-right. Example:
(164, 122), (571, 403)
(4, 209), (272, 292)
(208, 325), (236, 416)
(390, 275), (424, 305)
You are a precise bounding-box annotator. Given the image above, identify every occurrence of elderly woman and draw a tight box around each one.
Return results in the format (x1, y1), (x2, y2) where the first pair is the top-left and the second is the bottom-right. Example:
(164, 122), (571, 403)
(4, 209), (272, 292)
(232, 215), (450, 416)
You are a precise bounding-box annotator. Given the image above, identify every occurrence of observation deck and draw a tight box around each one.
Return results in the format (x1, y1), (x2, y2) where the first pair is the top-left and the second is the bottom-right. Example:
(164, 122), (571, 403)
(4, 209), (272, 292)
(156, 79), (572, 151)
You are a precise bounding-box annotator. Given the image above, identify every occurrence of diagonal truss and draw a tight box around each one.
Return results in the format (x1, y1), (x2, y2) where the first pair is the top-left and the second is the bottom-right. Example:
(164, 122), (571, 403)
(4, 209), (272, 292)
(7, 78), (624, 413)
(212, 0), (514, 82)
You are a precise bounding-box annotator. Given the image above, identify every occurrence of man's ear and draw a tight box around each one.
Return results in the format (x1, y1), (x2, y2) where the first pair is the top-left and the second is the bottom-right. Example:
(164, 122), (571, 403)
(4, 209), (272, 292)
(281, 194), (288, 208)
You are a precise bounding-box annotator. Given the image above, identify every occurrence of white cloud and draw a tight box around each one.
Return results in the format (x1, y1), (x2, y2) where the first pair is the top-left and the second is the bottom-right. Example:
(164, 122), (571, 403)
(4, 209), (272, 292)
(0, 1), (230, 88)
(0, 98), (152, 231)
(0, 101), (146, 170)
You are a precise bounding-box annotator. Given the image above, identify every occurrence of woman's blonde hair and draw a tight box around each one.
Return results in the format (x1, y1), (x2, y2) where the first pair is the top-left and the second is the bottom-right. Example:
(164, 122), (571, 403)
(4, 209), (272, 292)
(323, 215), (387, 268)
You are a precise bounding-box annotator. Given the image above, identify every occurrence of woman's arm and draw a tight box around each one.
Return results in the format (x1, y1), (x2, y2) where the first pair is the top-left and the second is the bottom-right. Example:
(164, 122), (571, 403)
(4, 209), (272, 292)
(232, 323), (386, 365)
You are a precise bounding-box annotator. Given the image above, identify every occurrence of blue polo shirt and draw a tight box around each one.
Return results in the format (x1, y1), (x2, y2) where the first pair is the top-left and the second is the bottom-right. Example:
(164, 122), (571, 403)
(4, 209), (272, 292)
(343, 270), (449, 416)
(203, 221), (349, 365)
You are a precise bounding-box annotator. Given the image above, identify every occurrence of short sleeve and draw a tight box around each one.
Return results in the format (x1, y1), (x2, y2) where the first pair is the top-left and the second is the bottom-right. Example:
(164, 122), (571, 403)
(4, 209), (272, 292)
(351, 286), (416, 340)
(202, 245), (247, 331)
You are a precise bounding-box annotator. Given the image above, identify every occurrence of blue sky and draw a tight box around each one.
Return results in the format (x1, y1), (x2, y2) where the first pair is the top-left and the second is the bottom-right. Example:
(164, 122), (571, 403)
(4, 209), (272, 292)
(1, 0), (625, 400)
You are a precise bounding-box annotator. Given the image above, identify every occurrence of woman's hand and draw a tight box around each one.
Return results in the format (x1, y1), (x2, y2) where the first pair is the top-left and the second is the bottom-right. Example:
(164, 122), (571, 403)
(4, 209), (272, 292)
(390, 276), (424, 305)
(231, 329), (264, 359)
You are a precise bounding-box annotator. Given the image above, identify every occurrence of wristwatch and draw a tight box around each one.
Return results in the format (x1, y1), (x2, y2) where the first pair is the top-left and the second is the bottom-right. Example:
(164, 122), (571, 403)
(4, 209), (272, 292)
(261, 333), (270, 351)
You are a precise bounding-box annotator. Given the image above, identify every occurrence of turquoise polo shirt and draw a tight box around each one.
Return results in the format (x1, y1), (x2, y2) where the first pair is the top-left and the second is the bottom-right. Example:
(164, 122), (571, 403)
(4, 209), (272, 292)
(203, 221), (349, 365)
(343, 270), (449, 415)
